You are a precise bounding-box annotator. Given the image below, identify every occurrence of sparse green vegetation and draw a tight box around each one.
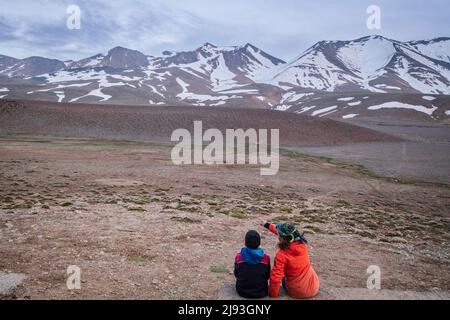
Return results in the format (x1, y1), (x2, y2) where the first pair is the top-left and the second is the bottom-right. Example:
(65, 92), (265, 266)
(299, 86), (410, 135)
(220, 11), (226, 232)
(271, 215), (291, 223)
(356, 231), (376, 239)
(206, 199), (219, 206)
(336, 199), (351, 208)
(105, 197), (118, 204)
(210, 266), (229, 273)
(132, 196), (150, 205)
(176, 203), (202, 213)
(127, 206), (146, 212)
(279, 206), (293, 213)
(304, 225), (322, 233)
(129, 256), (146, 263)
(230, 208), (246, 219)
(2, 196), (14, 203)
(170, 216), (202, 224)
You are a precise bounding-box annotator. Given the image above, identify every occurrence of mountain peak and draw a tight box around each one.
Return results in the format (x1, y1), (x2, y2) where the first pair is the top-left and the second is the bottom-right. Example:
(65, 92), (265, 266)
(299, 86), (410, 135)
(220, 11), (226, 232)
(367, 34), (385, 39)
(242, 43), (260, 52)
(101, 46), (149, 69)
(110, 45), (126, 50)
(162, 50), (174, 56)
(199, 42), (217, 50)
(355, 35), (393, 43)
(305, 35), (394, 53)
(107, 46), (142, 54)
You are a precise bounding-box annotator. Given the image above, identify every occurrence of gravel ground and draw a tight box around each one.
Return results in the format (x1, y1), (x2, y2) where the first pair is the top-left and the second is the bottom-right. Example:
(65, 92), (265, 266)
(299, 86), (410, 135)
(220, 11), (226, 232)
(1, 137), (448, 299)
(294, 141), (450, 184)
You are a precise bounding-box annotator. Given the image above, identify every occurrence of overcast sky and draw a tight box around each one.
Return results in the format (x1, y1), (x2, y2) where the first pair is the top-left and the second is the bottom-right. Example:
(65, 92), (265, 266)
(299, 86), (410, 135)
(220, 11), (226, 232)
(1, 0), (449, 62)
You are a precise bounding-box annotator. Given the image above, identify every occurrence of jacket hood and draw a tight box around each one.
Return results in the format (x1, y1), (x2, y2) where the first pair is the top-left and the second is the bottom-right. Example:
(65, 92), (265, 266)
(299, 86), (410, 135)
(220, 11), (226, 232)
(240, 247), (265, 265)
(286, 241), (306, 256)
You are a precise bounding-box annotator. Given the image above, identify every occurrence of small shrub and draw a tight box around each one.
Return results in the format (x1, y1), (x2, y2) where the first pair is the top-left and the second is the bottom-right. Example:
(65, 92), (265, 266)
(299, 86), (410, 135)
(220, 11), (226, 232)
(128, 206), (146, 212)
(210, 266), (229, 273)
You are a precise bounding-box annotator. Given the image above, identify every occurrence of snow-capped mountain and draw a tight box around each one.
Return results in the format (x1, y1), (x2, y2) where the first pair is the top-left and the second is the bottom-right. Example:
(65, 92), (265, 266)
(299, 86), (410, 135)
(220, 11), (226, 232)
(149, 42), (285, 91)
(407, 37), (450, 63)
(269, 35), (450, 94)
(0, 36), (449, 120)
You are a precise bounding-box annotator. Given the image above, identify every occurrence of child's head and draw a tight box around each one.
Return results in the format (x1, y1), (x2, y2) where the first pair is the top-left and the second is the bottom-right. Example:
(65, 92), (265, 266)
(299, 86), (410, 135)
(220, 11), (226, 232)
(245, 230), (261, 249)
(276, 223), (307, 249)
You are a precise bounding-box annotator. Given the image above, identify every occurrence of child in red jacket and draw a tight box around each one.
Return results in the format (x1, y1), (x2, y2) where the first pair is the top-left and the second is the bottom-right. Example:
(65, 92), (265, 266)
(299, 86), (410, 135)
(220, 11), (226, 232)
(262, 222), (320, 298)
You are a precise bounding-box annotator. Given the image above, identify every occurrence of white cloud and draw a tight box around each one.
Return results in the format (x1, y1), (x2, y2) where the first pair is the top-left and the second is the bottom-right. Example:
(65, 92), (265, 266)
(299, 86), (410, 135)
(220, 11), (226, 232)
(0, 0), (448, 61)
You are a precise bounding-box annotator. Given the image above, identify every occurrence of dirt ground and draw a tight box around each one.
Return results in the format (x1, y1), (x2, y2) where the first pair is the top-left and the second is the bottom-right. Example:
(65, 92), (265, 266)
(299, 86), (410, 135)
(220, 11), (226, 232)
(295, 118), (450, 184)
(0, 100), (399, 146)
(0, 136), (449, 299)
(294, 141), (450, 184)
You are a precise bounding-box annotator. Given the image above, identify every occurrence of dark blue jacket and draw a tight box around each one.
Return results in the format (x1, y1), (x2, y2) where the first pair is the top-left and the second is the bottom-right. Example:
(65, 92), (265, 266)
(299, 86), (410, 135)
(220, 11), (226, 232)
(234, 247), (270, 298)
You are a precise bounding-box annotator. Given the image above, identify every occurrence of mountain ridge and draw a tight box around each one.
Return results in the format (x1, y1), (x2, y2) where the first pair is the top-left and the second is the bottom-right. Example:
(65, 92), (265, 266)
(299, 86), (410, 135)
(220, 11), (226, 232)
(0, 35), (449, 120)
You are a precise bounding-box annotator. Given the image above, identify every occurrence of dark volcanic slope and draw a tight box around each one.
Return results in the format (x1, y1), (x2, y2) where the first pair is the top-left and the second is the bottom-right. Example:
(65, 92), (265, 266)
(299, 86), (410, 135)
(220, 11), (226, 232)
(0, 100), (400, 146)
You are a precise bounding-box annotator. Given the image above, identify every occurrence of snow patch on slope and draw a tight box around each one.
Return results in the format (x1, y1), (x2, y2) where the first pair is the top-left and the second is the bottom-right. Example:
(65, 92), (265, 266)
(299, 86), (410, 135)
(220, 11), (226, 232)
(312, 106), (337, 116)
(175, 77), (240, 103)
(69, 75), (127, 102)
(219, 89), (259, 94)
(368, 102), (437, 116)
(337, 97), (354, 101)
(342, 114), (358, 119)
(210, 54), (238, 91)
(54, 91), (65, 102)
(410, 39), (450, 63)
(296, 106), (317, 114)
(281, 92), (314, 103)
(337, 37), (395, 79)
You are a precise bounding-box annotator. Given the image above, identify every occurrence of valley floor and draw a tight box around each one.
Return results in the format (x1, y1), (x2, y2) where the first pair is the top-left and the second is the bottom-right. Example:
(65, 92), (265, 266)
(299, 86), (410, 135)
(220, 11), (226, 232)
(294, 118), (450, 184)
(0, 136), (449, 299)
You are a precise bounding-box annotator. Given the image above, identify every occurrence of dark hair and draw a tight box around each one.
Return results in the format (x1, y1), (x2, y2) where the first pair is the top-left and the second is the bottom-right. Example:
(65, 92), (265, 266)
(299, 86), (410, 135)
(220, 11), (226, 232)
(278, 238), (289, 250)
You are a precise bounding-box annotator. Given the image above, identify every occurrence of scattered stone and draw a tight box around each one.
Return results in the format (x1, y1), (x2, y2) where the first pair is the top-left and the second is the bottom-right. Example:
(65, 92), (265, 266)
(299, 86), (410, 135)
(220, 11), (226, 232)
(0, 272), (26, 297)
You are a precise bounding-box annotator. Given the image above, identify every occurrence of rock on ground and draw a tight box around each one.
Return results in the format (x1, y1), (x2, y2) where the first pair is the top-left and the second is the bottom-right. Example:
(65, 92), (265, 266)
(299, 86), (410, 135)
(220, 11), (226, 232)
(0, 272), (26, 297)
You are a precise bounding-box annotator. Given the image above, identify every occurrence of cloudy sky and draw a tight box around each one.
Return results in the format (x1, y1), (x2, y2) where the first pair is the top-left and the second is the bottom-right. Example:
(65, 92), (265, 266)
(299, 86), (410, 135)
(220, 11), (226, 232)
(1, 0), (449, 61)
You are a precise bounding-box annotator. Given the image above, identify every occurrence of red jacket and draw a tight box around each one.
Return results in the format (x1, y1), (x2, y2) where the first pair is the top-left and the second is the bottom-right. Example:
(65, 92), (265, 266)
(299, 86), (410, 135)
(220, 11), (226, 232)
(266, 223), (320, 298)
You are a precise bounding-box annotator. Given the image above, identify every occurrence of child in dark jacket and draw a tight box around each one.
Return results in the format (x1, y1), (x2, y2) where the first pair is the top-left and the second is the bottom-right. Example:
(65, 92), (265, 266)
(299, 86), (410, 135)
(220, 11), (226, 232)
(234, 230), (271, 299)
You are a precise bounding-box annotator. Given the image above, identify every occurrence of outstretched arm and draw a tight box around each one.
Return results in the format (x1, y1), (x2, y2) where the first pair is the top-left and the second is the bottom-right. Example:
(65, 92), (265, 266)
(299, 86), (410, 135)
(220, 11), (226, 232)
(262, 222), (279, 236)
